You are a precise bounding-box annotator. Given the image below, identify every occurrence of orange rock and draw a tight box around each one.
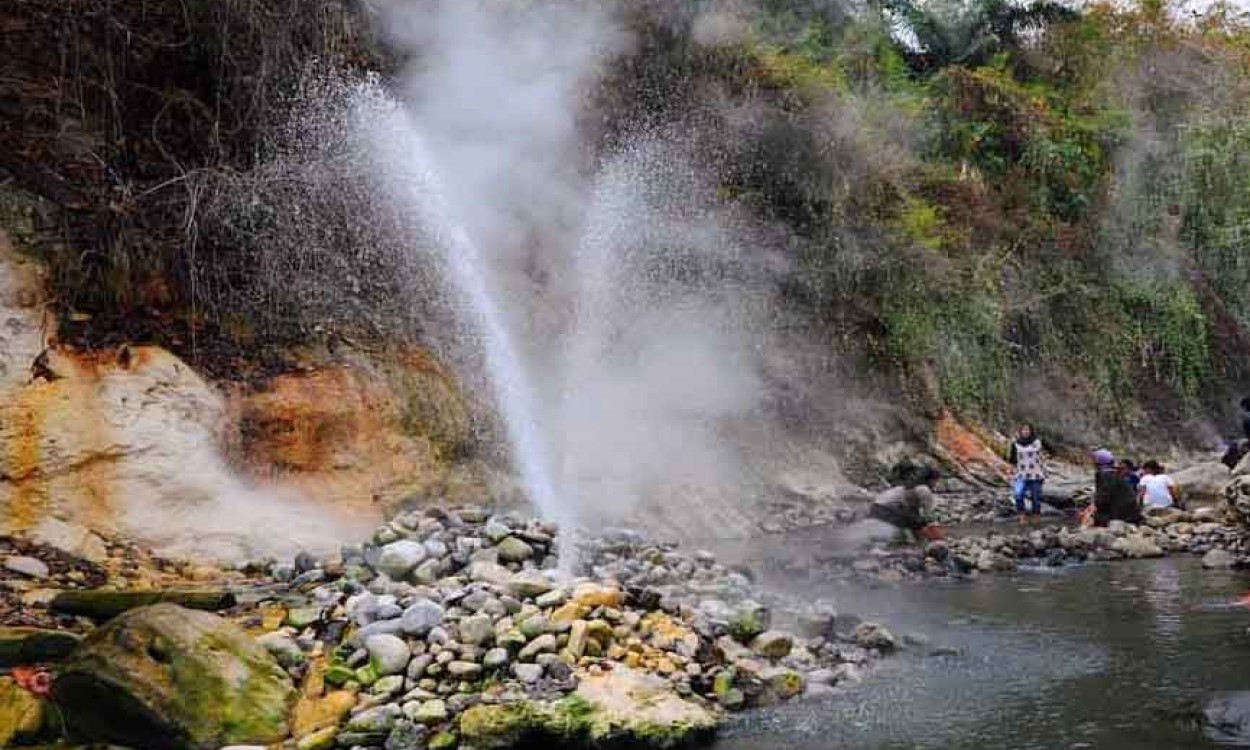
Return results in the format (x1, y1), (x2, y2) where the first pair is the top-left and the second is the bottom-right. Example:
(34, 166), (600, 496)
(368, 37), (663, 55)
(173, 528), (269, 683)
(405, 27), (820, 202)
(290, 689), (357, 738)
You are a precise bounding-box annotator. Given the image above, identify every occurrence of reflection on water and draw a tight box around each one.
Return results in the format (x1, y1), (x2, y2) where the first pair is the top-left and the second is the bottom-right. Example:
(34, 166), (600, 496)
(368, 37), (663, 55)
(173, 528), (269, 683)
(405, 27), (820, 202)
(715, 557), (1250, 750)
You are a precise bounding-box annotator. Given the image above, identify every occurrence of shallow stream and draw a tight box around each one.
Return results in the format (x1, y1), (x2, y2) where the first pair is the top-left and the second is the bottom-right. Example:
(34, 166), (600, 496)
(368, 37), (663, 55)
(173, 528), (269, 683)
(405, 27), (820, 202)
(717, 556), (1250, 750)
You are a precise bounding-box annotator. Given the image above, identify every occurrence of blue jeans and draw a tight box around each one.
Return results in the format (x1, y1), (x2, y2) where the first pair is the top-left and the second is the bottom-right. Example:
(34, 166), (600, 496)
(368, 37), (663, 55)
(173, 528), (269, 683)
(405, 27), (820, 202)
(1014, 478), (1044, 515)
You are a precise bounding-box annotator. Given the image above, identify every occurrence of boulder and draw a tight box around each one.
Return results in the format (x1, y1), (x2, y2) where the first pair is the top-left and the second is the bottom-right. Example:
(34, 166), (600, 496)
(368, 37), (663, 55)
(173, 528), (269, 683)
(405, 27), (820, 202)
(1113, 535), (1164, 559)
(1203, 548), (1235, 569)
(851, 622), (896, 651)
(54, 604), (295, 750)
(1173, 462), (1231, 504)
(1205, 691), (1250, 746)
(458, 666), (717, 748)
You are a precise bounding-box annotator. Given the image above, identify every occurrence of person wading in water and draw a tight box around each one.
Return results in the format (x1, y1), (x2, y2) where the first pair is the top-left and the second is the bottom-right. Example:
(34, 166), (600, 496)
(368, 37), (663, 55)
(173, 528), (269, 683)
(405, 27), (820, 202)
(1008, 424), (1046, 524)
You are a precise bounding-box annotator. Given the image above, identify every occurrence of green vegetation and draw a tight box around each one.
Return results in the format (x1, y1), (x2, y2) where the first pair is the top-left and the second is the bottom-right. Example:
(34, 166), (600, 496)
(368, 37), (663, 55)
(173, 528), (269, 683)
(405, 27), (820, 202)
(695, 0), (1250, 432)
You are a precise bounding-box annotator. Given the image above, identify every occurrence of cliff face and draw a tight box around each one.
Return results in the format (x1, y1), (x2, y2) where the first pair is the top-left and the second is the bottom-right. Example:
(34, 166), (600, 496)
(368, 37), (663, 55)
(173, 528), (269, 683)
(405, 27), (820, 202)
(0, 231), (482, 561)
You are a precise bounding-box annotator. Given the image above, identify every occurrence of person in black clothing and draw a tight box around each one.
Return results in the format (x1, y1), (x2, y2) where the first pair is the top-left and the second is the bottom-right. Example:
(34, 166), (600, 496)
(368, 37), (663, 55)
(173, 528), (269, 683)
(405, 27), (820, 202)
(1117, 459), (1141, 494)
(1092, 449), (1141, 526)
(1220, 399), (1250, 469)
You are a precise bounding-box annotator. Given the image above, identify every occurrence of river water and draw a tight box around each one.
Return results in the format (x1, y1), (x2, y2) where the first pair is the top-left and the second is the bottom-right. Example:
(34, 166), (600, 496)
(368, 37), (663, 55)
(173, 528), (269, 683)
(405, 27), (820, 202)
(715, 556), (1250, 750)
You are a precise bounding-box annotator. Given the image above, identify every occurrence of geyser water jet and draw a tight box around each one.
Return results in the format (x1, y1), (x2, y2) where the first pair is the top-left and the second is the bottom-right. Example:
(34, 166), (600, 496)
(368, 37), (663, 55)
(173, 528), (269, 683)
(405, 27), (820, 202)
(360, 98), (562, 528)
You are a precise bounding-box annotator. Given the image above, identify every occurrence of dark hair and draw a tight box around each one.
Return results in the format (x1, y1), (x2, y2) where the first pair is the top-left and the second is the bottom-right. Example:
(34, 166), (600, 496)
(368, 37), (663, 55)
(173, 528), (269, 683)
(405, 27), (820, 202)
(1143, 460), (1164, 473)
(1242, 397), (1250, 411)
(1118, 459), (1137, 471)
(908, 466), (940, 488)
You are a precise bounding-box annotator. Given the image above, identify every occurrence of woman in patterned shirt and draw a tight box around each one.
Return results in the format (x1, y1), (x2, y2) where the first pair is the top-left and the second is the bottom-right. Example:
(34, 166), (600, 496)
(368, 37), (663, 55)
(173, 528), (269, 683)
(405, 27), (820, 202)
(1008, 423), (1046, 523)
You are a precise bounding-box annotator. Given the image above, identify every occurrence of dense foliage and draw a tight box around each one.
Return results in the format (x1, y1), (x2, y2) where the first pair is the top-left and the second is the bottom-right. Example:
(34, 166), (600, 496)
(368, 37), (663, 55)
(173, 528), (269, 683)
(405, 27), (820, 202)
(699, 0), (1250, 441)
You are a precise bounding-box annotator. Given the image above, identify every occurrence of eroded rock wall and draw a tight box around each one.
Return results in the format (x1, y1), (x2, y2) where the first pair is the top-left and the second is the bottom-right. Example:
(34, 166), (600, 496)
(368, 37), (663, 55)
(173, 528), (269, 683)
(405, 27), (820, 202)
(0, 232), (479, 561)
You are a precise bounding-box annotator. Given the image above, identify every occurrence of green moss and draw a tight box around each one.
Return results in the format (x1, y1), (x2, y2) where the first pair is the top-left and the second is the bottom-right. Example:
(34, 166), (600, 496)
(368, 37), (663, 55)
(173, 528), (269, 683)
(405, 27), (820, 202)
(458, 703), (543, 749)
(354, 664), (379, 687)
(727, 613), (764, 643)
(428, 730), (459, 750)
(546, 695), (605, 738)
(323, 664), (355, 687)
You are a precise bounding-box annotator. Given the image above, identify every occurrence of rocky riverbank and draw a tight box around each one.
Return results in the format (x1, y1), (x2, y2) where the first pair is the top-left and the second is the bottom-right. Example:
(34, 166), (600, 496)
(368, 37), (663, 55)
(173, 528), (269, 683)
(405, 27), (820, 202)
(0, 507), (909, 750)
(804, 507), (1246, 584)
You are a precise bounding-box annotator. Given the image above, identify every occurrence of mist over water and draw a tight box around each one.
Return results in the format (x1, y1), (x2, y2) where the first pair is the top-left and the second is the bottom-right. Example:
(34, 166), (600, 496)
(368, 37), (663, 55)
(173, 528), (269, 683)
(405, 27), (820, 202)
(355, 0), (781, 546)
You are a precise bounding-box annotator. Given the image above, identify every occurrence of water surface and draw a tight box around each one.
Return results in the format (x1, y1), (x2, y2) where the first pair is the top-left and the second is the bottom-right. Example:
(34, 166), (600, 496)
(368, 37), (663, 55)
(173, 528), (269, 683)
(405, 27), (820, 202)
(717, 557), (1250, 750)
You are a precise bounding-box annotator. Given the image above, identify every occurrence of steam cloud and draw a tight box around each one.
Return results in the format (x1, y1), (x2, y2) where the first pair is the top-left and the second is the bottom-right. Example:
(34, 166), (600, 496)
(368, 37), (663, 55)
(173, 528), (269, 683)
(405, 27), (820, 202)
(357, 0), (785, 539)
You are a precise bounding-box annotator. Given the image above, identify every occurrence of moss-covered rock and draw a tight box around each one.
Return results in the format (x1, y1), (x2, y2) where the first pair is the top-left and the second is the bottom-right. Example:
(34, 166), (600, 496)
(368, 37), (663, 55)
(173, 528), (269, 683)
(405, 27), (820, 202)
(458, 667), (718, 749)
(53, 603), (296, 750)
(0, 627), (82, 666)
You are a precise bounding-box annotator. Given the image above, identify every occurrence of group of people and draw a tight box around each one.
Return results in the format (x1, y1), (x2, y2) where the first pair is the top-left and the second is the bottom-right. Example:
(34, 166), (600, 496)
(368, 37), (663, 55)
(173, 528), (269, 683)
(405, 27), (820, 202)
(1008, 423), (1182, 527)
(868, 422), (1185, 542)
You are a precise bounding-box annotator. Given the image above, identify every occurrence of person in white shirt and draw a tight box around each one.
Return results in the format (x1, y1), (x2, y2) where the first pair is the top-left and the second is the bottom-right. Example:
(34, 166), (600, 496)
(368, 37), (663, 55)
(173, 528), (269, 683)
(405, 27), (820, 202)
(1137, 460), (1179, 510)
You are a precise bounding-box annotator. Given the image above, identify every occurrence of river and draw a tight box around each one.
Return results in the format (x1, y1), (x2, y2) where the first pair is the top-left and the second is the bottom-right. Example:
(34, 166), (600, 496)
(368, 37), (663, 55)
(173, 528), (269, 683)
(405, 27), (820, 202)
(714, 556), (1250, 750)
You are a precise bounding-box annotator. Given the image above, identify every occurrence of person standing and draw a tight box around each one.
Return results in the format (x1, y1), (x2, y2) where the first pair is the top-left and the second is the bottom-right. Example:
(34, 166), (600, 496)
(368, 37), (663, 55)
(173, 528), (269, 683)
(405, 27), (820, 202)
(1138, 460), (1179, 511)
(1092, 448), (1141, 526)
(1008, 424), (1046, 522)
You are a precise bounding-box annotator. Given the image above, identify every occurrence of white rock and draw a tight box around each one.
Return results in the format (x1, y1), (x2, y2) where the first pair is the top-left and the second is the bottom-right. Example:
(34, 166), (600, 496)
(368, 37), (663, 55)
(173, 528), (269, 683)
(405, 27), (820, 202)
(3, 555), (48, 579)
(376, 541), (428, 580)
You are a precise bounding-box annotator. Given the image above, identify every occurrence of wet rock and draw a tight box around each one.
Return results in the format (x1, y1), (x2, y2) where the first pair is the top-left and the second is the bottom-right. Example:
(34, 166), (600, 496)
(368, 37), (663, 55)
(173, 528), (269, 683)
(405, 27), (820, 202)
(758, 666), (805, 704)
(1205, 691), (1250, 746)
(1204, 548), (1235, 569)
(750, 631), (794, 660)
(850, 622), (896, 652)
(54, 604), (294, 749)
(976, 550), (1016, 572)
(1113, 535), (1164, 559)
